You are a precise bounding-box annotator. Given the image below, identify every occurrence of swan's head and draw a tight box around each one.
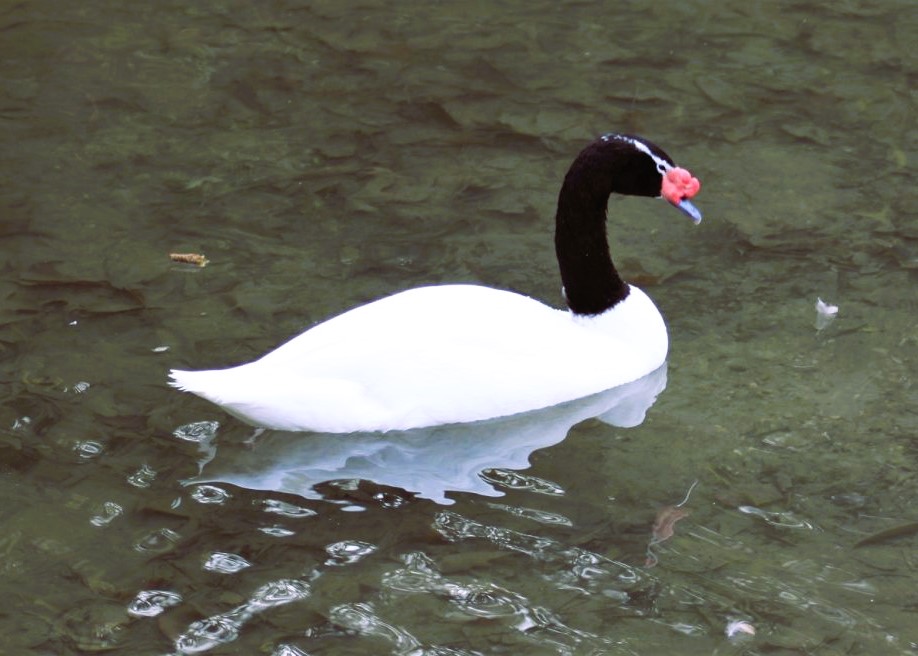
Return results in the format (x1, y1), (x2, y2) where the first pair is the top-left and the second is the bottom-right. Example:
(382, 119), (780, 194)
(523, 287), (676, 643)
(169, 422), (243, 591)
(597, 133), (703, 224)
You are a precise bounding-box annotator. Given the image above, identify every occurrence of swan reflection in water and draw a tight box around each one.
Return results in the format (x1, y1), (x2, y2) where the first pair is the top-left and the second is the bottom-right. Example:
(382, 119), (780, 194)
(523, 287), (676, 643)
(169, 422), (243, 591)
(188, 365), (667, 505)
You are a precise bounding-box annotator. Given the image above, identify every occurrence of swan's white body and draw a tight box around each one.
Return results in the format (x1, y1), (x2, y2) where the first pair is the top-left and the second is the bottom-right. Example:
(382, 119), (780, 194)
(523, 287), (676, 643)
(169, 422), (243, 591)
(169, 283), (667, 433)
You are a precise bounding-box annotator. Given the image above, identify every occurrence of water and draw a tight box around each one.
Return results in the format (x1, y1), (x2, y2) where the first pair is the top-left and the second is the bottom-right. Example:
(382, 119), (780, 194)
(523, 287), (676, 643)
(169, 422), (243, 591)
(2, 1), (916, 654)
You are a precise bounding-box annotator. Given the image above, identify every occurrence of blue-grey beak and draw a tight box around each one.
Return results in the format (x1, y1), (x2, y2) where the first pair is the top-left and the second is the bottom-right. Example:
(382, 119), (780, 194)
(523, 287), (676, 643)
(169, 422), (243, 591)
(673, 198), (702, 225)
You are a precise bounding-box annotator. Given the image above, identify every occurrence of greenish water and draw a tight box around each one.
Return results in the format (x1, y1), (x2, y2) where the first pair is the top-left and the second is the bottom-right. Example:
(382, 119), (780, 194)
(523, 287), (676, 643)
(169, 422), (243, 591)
(2, 1), (916, 654)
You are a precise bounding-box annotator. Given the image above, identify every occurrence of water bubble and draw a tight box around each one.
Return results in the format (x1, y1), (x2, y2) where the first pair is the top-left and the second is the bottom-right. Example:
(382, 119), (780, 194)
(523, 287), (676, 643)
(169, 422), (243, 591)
(90, 501), (123, 527)
(173, 420), (220, 443)
(190, 484), (232, 505)
(203, 552), (252, 574)
(127, 590), (182, 618)
(325, 540), (377, 566)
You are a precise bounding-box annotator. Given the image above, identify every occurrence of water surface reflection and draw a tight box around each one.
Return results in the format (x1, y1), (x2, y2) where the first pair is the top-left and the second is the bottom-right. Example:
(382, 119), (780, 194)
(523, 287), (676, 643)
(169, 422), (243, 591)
(191, 366), (667, 505)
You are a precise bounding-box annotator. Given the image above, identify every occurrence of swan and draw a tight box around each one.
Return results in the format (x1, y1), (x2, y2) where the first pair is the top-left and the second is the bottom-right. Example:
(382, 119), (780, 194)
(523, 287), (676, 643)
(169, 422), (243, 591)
(169, 133), (701, 433)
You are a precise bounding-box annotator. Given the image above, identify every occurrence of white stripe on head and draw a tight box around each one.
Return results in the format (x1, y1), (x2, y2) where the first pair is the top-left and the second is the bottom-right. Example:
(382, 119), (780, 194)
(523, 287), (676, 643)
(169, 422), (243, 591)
(601, 133), (673, 175)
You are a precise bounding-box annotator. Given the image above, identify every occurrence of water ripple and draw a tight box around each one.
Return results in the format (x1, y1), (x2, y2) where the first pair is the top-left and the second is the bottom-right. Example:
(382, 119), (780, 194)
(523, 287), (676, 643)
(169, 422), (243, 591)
(271, 644), (310, 656)
(62, 380), (91, 395)
(330, 602), (420, 653)
(325, 540), (377, 566)
(127, 589), (182, 617)
(248, 579), (312, 612)
(171, 574), (313, 653)
(175, 611), (244, 654)
(486, 502), (573, 526)
(259, 525), (296, 537)
(260, 498), (317, 518)
(73, 440), (104, 460)
(447, 582), (529, 621)
(190, 484), (232, 505)
(133, 527), (181, 554)
(382, 568), (443, 594)
(53, 601), (128, 651)
(480, 468), (565, 496)
(737, 505), (815, 529)
(371, 489), (413, 508)
(405, 647), (485, 656)
(173, 420), (220, 443)
(89, 501), (123, 527)
(382, 559), (610, 653)
(402, 550), (439, 574)
(203, 551), (252, 574)
(433, 511), (562, 558)
(433, 511), (647, 597)
(126, 463), (156, 488)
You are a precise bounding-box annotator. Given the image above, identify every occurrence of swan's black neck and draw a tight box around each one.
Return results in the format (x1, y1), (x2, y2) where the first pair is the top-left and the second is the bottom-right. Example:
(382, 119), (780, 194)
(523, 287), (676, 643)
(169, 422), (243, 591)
(554, 135), (671, 316)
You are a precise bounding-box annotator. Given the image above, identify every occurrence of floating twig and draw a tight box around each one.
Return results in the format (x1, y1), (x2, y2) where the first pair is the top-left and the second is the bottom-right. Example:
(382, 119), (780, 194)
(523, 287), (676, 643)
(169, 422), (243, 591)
(169, 253), (209, 267)
(853, 521), (918, 549)
(645, 480), (698, 567)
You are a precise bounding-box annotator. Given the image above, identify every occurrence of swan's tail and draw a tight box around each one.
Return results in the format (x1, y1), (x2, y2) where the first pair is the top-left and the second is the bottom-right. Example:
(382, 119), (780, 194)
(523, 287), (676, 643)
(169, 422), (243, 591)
(169, 367), (265, 417)
(168, 368), (199, 392)
(168, 368), (234, 403)
(168, 367), (378, 433)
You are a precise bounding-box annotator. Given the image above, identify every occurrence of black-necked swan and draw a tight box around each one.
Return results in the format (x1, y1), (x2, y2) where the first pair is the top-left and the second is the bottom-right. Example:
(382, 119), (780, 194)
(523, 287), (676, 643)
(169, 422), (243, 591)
(169, 133), (702, 433)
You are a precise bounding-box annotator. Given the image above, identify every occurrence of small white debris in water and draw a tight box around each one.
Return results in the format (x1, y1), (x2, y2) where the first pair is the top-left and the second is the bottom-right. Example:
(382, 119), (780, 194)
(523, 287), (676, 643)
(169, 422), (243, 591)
(725, 620), (756, 638)
(152, 345), (170, 353)
(815, 297), (838, 316)
(815, 297), (838, 331)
